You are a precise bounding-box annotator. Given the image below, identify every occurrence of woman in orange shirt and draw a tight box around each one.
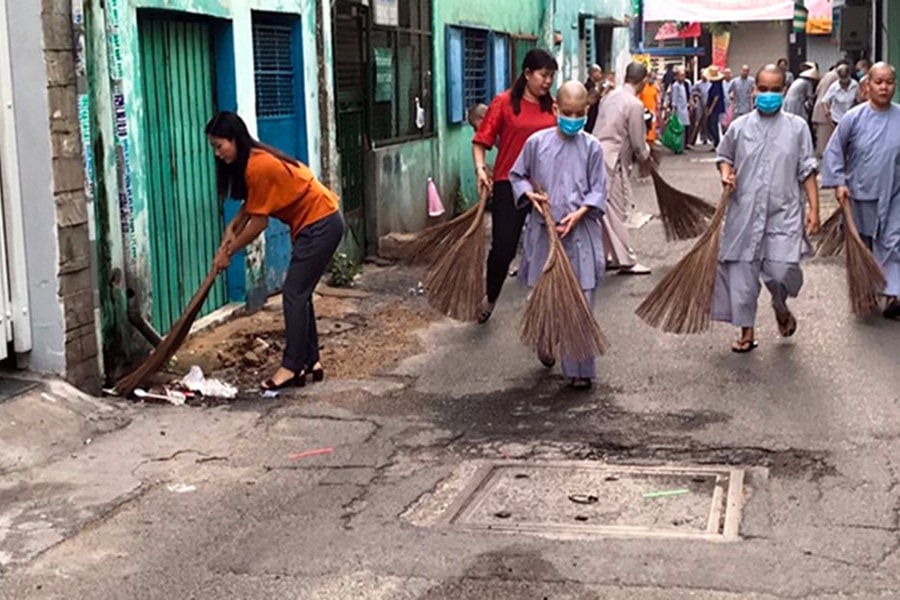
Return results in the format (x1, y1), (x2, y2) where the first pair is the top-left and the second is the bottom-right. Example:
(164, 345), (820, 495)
(206, 112), (344, 391)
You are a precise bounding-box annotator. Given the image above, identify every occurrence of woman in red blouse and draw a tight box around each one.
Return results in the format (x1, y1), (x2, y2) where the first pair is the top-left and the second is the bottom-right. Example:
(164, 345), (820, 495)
(472, 49), (558, 323)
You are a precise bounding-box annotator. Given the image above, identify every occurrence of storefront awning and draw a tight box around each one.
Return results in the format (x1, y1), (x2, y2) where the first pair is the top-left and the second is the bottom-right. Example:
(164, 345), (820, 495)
(644, 0), (794, 23)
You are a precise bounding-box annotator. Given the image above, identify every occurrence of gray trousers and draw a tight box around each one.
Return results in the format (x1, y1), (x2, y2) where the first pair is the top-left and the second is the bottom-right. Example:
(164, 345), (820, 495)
(561, 289), (597, 380)
(711, 260), (803, 328)
(282, 212), (345, 373)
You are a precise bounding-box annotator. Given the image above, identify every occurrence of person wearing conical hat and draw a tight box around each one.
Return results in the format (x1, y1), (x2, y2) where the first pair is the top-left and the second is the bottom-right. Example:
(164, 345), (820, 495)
(784, 63), (819, 122)
(705, 65), (727, 148)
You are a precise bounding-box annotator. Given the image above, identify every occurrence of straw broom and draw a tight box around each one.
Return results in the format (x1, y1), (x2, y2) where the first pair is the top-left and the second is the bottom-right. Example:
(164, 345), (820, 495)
(814, 206), (845, 257)
(520, 194), (608, 362)
(114, 268), (219, 397)
(635, 189), (731, 334)
(423, 187), (489, 321)
(650, 167), (716, 241)
(399, 202), (483, 267)
(840, 201), (886, 316)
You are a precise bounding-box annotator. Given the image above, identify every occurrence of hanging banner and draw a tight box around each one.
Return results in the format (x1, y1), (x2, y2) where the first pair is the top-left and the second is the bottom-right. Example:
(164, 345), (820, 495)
(805, 0), (833, 35)
(712, 32), (731, 69)
(654, 22), (702, 41)
(644, 0), (793, 23)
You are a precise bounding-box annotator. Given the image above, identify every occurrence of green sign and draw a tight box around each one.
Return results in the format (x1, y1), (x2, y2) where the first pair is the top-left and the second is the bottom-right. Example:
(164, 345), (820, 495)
(374, 47), (393, 103)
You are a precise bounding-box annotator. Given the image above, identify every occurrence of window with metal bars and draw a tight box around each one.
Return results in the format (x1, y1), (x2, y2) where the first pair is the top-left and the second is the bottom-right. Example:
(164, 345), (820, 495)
(445, 26), (511, 124)
(463, 29), (489, 108)
(253, 23), (296, 118)
(369, 0), (434, 144)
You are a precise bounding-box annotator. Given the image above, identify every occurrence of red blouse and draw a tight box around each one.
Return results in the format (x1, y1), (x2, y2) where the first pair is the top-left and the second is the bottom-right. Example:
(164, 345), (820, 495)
(472, 90), (557, 182)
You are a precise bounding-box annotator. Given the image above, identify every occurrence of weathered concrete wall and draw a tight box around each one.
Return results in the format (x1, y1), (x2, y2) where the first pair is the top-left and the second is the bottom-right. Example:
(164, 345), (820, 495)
(86, 0), (322, 363)
(434, 0), (547, 209)
(367, 140), (437, 242)
(3, 0), (101, 389)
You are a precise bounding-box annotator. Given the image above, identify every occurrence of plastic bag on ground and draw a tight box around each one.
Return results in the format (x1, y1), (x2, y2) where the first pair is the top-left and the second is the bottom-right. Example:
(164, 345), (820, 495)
(181, 365), (238, 399)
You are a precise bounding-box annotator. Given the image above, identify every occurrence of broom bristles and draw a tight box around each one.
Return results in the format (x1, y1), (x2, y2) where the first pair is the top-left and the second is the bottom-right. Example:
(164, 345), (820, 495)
(521, 199), (608, 361)
(650, 168), (717, 241)
(399, 203), (481, 267)
(114, 269), (220, 397)
(841, 202), (886, 316)
(815, 206), (845, 258)
(423, 189), (489, 321)
(635, 189), (732, 334)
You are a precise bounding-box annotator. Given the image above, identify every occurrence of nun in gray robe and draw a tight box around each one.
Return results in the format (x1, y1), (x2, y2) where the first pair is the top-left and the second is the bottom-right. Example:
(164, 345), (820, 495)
(509, 127), (607, 380)
(712, 110), (818, 334)
(784, 76), (817, 121)
(822, 101), (900, 313)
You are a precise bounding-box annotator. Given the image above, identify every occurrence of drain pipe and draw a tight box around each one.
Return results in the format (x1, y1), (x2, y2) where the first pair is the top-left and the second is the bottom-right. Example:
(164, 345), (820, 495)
(126, 288), (162, 348)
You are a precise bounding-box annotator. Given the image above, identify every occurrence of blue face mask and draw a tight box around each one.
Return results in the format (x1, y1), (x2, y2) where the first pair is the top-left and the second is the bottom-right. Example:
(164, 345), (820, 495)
(558, 115), (587, 137)
(756, 91), (783, 114)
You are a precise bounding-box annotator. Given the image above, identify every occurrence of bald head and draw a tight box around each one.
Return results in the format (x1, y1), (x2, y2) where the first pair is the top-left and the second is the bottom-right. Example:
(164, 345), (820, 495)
(625, 62), (649, 86)
(558, 80), (589, 104)
(867, 62), (897, 109)
(869, 61), (897, 79)
(756, 63), (786, 90)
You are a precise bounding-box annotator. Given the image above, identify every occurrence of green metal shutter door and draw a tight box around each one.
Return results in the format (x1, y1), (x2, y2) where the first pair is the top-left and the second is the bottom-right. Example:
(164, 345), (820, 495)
(139, 17), (226, 333)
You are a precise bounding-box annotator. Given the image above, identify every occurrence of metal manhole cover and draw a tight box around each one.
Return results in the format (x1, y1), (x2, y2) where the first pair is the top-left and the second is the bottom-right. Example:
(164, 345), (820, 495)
(438, 461), (744, 542)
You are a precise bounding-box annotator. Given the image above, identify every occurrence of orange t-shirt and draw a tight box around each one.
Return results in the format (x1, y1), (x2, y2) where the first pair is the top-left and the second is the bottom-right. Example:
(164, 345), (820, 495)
(244, 149), (340, 238)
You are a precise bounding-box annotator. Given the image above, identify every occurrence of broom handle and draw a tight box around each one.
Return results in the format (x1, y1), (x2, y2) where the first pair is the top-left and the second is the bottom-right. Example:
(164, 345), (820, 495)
(839, 201), (866, 245)
(532, 185), (562, 270)
(461, 186), (489, 239)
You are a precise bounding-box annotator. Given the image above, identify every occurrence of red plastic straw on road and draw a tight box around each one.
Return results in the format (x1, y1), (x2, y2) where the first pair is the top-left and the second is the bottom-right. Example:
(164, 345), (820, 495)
(289, 447), (334, 461)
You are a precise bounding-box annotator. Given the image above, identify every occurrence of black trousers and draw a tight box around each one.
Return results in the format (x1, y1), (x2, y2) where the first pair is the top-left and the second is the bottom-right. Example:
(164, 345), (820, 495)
(486, 181), (529, 303)
(282, 212), (345, 373)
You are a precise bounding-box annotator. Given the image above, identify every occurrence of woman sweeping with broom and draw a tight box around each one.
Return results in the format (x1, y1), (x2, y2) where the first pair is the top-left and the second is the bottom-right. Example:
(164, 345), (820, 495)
(509, 80), (608, 390)
(207, 112), (344, 390)
(472, 49), (558, 324)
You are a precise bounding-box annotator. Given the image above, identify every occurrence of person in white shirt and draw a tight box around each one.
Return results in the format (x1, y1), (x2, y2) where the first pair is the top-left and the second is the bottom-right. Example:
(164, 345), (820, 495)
(822, 64), (859, 125)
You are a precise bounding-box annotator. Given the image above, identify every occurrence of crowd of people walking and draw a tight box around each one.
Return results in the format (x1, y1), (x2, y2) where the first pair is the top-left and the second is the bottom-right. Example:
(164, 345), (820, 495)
(465, 49), (899, 387)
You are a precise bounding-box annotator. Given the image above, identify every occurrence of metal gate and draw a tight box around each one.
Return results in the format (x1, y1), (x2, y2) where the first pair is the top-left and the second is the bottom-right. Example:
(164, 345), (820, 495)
(139, 16), (227, 333)
(334, 1), (368, 257)
(252, 14), (308, 293)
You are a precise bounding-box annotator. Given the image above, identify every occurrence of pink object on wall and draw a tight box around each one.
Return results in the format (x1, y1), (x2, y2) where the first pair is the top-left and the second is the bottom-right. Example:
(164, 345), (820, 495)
(427, 177), (445, 217)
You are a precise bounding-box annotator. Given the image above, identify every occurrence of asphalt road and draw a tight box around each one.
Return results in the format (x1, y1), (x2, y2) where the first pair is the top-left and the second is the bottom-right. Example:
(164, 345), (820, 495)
(1, 149), (898, 600)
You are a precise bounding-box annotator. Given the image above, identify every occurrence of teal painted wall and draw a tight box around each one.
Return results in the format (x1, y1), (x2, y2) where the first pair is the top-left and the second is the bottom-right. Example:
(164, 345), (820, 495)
(553, 0), (632, 83)
(888, 3), (900, 102)
(86, 0), (322, 361)
(433, 0), (547, 209)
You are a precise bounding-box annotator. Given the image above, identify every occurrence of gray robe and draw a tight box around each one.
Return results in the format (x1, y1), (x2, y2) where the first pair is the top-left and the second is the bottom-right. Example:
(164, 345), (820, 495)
(712, 110), (818, 327)
(509, 128), (607, 378)
(784, 77), (816, 120)
(730, 77), (754, 117)
(592, 83), (649, 268)
(821, 102), (900, 297)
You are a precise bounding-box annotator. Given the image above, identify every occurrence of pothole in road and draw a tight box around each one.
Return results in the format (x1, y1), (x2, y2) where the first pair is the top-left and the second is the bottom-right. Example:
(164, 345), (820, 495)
(407, 461), (747, 542)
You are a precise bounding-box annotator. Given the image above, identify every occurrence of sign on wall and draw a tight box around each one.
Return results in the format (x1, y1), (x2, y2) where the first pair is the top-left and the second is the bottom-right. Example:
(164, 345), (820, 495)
(373, 0), (398, 26)
(712, 32), (731, 68)
(805, 0), (833, 35)
(374, 47), (394, 102)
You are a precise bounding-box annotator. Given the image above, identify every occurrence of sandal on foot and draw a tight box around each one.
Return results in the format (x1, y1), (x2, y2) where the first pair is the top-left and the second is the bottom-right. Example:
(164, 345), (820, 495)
(884, 300), (900, 320)
(538, 353), (556, 368)
(775, 309), (797, 337)
(568, 378), (593, 391)
(477, 300), (495, 324)
(260, 374), (305, 391)
(731, 339), (758, 354)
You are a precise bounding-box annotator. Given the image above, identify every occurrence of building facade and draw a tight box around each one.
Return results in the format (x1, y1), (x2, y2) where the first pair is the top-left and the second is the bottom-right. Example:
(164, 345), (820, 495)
(81, 0), (325, 375)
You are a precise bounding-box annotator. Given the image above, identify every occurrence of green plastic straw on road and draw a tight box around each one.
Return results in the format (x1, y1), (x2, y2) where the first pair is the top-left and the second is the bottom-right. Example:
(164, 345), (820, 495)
(642, 488), (690, 499)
